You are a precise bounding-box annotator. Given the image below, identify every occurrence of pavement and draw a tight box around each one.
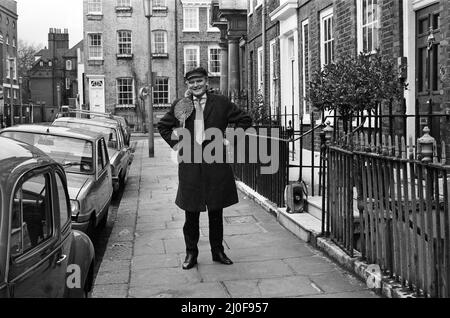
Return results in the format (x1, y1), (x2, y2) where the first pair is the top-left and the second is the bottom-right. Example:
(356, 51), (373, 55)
(91, 136), (379, 298)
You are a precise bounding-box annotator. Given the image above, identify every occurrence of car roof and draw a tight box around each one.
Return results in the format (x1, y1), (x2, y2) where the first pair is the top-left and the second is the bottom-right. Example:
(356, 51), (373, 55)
(0, 136), (56, 189)
(0, 124), (104, 141)
(54, 117), (119, 129)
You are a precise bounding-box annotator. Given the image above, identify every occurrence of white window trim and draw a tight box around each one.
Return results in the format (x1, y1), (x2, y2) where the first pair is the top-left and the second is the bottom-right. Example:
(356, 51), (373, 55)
(207, 8), (220, 32)
(356, 0), (380, 54)
(257, 46), (264, 92)
(301, 19), (311, 124)
(116, 78), (135, 107)
(208, 46), (221, 77)
(66, 60), (73, 71)
(87, 0), (103, 15)
(153, 30), (168, 54)
(153, 77), (170, 106)
(255, 0), (263, 10)
(87, 32), (104, 60)
(184, 45), (200, 75)
(183, 7), (200, 32)
(320, 7), (334, 68)
(117, 30), (133, 55)
(269, 39), (276, 117)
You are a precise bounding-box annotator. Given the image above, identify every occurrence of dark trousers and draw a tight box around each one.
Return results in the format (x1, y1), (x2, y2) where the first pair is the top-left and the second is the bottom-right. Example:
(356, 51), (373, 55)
(184, 209), (224, 255)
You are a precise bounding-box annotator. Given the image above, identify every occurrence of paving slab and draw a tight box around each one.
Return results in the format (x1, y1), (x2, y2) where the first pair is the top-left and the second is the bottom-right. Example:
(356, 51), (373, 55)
(92, 138), (379, 299)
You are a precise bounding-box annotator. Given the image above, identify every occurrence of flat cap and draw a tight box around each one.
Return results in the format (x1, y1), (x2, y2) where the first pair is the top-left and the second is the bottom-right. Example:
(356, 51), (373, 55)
(185, 67), (208, 80)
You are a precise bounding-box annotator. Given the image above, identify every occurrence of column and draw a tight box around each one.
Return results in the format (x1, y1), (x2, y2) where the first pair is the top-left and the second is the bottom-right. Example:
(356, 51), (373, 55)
(219, 42), (229, 95)
(228, 38), (240, 95)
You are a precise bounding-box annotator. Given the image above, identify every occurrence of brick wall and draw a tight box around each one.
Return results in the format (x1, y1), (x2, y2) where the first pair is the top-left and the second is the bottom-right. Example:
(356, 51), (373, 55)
(176, 1), (221, 98)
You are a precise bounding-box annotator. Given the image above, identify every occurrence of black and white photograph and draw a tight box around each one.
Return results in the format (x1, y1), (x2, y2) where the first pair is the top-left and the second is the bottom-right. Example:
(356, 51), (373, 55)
(0, 0), (449, 304)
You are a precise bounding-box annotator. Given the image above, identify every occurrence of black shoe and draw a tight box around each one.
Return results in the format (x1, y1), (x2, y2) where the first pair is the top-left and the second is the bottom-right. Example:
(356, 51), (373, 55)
(212, 251), (233, 265)
(182, 253), (198, 270)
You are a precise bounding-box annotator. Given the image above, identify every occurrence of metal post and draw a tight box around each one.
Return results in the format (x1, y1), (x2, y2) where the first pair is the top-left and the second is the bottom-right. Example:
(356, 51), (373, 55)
(9, 58), (14, 127)
(144, 0), (154, 158)
(19, 77), (23, 124)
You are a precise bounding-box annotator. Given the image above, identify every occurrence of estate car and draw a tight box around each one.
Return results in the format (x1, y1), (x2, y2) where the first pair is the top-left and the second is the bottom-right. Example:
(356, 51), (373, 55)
(0, 125), (113, 236)
(0, 136), (95, 297)
(53, 117), (133, 196)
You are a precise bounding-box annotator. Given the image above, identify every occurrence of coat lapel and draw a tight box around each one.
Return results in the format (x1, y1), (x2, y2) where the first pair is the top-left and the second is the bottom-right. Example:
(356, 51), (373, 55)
(203, 92), (214, 123)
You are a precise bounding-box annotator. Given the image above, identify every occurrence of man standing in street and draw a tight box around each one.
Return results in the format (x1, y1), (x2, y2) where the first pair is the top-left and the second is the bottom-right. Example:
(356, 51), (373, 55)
(158, 67), (253, 270)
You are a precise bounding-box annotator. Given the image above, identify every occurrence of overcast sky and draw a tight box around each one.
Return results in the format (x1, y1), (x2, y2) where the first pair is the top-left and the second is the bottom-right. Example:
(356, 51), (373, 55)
(17, 0), (83, 48)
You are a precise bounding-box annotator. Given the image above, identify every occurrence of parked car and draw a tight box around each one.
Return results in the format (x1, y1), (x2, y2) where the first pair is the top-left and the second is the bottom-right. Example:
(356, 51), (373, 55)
(53, 117), (133, 195)
(111, 115), (131, 146)
(0, 136), (95, 297)
(0, 125), (113, 237)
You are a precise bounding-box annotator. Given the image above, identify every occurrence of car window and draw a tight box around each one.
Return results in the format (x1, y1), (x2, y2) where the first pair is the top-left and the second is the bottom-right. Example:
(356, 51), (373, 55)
(1, 131), (94, 174)
(56, 121), (119, 149)
(101, 138), (109, 163)
(10, 174), (53, 258)
(97, 139), (106, 172)
(55, 173), (70, 229)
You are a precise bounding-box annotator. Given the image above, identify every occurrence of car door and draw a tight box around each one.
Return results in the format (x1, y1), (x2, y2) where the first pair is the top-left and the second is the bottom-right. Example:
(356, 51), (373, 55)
(96, 138), (110, 220)
(7, 169), (67, 297)
(54, 169), (73, 297)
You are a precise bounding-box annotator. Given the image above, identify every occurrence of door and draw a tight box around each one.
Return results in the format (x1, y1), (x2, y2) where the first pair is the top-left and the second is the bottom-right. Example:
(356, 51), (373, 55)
(8, 170), (67, 297)
(88, 78), (105, 113)
(416, 4), (442, 148)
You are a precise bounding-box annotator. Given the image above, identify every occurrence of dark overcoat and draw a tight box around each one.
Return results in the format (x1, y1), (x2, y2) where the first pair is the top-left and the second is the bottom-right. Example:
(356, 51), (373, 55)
(158, 92), (252, 212)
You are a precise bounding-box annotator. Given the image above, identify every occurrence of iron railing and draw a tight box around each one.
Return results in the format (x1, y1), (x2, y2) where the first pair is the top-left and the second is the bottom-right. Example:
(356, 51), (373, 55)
(323, 129), (450, 298)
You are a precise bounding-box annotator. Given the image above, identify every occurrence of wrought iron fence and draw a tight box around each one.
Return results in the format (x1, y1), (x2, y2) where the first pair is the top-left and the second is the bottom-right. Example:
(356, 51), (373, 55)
(323, 128), (450, 298)
(231, 125), (290, 208)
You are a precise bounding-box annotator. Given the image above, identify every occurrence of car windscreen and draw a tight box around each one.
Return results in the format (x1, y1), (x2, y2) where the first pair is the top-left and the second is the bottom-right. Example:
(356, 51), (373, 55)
(1, 131), (94, 174)
(55, 121), (118, 149)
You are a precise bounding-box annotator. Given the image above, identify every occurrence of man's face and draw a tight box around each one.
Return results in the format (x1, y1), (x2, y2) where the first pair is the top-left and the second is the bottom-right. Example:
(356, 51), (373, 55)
(186, 76), (208, 97)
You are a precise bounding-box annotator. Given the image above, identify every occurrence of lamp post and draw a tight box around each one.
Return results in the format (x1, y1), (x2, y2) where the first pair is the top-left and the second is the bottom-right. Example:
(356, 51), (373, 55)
(143, 0), (155, 158)
(18, 77), (23, 124)
(9, 57), (14, 127)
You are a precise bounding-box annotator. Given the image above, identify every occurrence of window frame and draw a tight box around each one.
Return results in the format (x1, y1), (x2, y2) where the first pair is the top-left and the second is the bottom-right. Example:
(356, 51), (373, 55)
(66, 59), (73, 71)
(257, 46), (263, 92)
(152, 30), (167, 54)
(356, 0), (380, 54)
(116, 0), (131, 7)
(207, 8), (220, 32)
(88, 0), (103, 14)
(208, 46), (221, 77)
(88, 33), (103, 60)
(302, 19), (311, 121)
(183, 7), (199, 32)
(320, 7), (335, 68)
(153, 77), (170, 106)
(9, 169), (57, 262)
(184, 45), (200, 75)
(117, 30), (133, 56)
(54, 171), (71, 232)
(116, 78), (135, 107)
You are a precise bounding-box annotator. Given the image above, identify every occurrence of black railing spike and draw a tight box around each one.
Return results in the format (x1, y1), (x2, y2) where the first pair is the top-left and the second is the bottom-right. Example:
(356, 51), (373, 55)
(442, 141), (447, 165)
(401, 136), (407, 160)
(394, 135), (400, 158)
(408, 136), (414, 160)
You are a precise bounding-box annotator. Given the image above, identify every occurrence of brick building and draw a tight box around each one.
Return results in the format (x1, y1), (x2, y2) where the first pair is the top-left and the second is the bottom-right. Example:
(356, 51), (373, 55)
(28, 29), (82, 122)
(83, 0), (177, 131)
(247, 0), (450, 151)
(177, 0), (221, 97)
(0, 0), (18, 127)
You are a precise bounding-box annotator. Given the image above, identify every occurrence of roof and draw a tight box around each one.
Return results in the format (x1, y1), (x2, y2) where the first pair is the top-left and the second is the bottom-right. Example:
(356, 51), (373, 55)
(0, 124), (104, 141)
(0, 136), (56, 189)
(64, 40), (83, 58)
(54, 117), (119, 129)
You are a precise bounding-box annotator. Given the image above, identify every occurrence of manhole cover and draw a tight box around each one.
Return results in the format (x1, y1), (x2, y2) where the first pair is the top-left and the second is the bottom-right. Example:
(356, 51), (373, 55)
(224, 215), (257, 224)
